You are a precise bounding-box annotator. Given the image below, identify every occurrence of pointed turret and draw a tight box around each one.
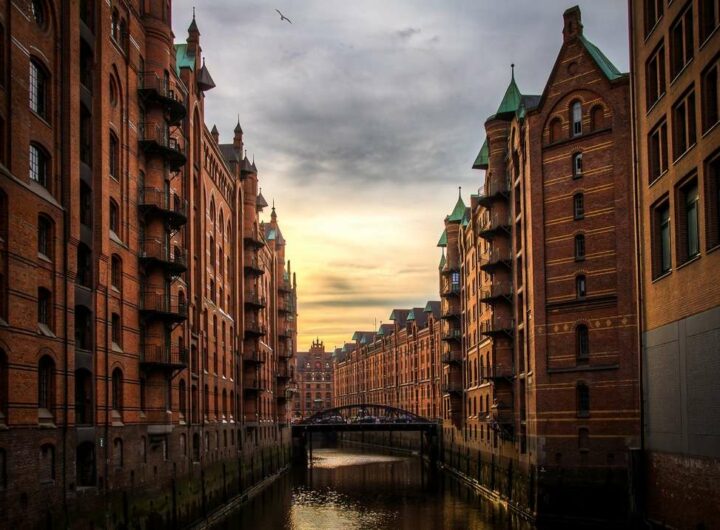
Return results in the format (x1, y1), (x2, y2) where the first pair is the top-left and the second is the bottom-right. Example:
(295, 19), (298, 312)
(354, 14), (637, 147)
(233, 117), (243, 152)
(211, 124), (219, 144)
(447, 187), (466, 223)
(495, 65), (522, 117)
(197, 58), (216, 91)
(186, 8), (201, 59)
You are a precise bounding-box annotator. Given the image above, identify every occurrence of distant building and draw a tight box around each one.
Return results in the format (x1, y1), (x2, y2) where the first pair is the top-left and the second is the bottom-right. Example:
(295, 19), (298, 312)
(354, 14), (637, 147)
(333, 303), (443, 420)
(292, 339), (334, 418)
(629, 1), (720, 528)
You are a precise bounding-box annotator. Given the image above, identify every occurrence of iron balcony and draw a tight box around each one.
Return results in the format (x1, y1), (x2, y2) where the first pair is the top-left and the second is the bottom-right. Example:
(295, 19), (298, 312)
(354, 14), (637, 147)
(478, 214), (512, 240)
(138, 123), (187, 171)
(244, 321), (267, 338)
(441, 282), (461, 297)
(244, 256), (265, 276)
(480, 316), (515, 336)
(140, 342), (188, 371)
(243, 379), (262, 393)
(479, 281), (514, 303)
(242, 350), (264, 364)
(243, 230), (265, 249)
(441, 350), (462, 364)
(244, 292), (267, 309)
(138, 72), (188, 125)
(479, 248), (513, 272)
(140, 292), (188, 323)
(138, 187), (188, 229)
(482, 363), (515, 381)
(441, 328), (462, 342)
(441, 381), (463, 395)
(139, 239), (188, 275)
(477, 179), (510, 207)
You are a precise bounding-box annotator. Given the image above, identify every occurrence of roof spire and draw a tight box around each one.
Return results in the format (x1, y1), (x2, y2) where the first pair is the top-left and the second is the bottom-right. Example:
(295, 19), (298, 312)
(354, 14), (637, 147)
(234, 115), (243, 134)
(511, 63), (515, 79)
(188, 6), (200, 35)
(458, 186), (462, 198)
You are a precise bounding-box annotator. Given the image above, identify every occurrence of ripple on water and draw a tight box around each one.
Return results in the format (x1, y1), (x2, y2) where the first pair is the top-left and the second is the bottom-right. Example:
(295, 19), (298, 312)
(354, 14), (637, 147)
(289, 486), (396, 530)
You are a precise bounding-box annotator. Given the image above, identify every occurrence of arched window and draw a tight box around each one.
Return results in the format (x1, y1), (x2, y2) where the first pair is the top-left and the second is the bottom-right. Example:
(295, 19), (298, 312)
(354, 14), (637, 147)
(572, 152), (583, 178)
(574, 234), (586, 260)
(590, 105), (604, 130)
(111, 313), (121, 346)
(119, 18), (128, 52)
(113, 438), (123, 468)
(75, 369), (93, 425)
(37, 287), (52, 330)
(571, 100), (582, 136)
(109, 132), (119, 179)
(576, 275), (587, 299)
(213, 385), (219, 417)
(111, 254), (121, 289)
(209, 198), (215, 222)
(38, 356), (55, 413)
(578, 427), (590, 450)
(29, 144), (49, 188)
(29, 59), (48, 118)
(111, 368), (123, 413)
(74, 305), (92, 350)
(111, 9), (120, 42)
(77, 243), (92, 287)
(76, 442), (96, 487)
(222, 389), (227, 418)
(218, 210), (224, 234)
(30, 0), (46, 28)
(179, 378), (186, 416)
(576, 324), (590, 360)
(209, 236), (215, 269)
(218, 248), (224, 278)
(37, 214), (53, 258)
(229, 390), (234, 419)
(573, 193), (585, 220)
(39, 443), (55, 483)
(549, 117), (562, 143)
(109, 199), (119, 234)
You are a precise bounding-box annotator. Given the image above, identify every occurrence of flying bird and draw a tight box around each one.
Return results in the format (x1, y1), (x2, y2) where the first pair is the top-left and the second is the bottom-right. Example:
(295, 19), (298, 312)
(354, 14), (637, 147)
(275, 9), (292, 24)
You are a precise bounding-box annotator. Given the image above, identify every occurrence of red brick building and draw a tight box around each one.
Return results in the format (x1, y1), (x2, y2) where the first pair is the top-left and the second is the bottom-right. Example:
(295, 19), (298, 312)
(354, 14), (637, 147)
(437, 7), (640, 521)
(629, 1), (720, 528)
(291, 339), (333, 420)
(333, 303), (442, 420)
(0, 2), (297, 528)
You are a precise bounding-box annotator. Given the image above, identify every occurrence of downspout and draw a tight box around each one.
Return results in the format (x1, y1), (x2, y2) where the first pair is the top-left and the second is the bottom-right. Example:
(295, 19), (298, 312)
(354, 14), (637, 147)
(60, 4), (71, 523)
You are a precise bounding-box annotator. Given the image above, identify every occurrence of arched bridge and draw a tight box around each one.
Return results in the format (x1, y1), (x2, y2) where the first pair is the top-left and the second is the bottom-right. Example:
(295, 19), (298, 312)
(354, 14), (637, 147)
(294, 404), (438, 432)
(291, 404), (440, 464)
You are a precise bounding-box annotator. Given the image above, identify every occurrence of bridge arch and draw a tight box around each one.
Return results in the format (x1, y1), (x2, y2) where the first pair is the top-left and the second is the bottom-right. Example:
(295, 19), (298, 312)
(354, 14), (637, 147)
(300, 403), (431, 425)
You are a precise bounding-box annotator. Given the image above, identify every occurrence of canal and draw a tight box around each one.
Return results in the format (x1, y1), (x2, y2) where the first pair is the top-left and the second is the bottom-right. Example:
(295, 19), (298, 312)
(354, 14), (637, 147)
(211, 446), (535, 529)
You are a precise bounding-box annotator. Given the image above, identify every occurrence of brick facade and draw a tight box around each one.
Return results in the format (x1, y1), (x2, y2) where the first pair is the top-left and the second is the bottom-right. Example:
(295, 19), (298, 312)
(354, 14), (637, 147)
(0, 2), (297, 528)
(629, 1), (720, 528)
(333, 304), (442, 420)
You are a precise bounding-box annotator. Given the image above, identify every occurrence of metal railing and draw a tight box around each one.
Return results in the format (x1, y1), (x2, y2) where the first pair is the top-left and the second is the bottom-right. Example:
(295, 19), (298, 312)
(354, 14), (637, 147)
(141, 239), (188, 268)
(141, 342), (188, 366)
(141, 292), (188, 317)
(139, 122), (185, 155)
(139, 187), (188, 218)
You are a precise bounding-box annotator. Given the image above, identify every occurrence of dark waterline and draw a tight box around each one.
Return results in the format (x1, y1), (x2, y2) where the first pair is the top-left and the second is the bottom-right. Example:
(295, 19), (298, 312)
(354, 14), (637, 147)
(211, 447), (535, 530)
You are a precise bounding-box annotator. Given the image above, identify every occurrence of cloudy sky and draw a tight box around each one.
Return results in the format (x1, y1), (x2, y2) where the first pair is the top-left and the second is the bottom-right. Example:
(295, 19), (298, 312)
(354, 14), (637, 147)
(173, 0), (629, 351)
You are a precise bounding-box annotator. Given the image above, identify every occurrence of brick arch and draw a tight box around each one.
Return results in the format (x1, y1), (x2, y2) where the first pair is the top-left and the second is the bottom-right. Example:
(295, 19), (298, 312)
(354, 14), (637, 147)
(542, 88), (611, 138)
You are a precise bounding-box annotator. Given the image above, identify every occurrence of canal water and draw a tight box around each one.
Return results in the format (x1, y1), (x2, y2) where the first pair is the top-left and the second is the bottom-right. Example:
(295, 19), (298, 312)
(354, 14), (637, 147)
(211, 446), (534, 530)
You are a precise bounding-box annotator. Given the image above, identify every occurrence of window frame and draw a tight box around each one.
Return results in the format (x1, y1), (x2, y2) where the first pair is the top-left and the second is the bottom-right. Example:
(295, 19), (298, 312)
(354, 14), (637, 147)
(669, 3), (695, 81)
(701, 55), (719, 134)
(672, 88), (697, 161)
(573, 193), (585, 220)
(572, 152), (583, 179)
(571, 101), (583, 137)
(29, 58), (48, 119)
(646, 42), (666, 111)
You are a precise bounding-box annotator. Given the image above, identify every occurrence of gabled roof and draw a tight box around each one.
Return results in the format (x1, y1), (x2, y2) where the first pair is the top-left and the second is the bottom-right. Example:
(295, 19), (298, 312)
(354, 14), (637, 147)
(407, 307), (428, 328)
(352, 331), (376, 344)
(438, 253), (446, 270)
(579, 34), (624, 81)
(377, 323), (394, 337)
(472, 138), (489, 170)
(424, 301), (441, 318)
(175, 44), (195, 72)
(437, 229), (447, 247)
(389, 309), (410, 326)
(218, 144), (240, 165)
(448, 195), (466, 223)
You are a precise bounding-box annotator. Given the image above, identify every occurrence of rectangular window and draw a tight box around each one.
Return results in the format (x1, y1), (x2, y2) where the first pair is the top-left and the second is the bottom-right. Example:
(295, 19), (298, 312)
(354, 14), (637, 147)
(677, 179), (700, 263)
(649, 119), (668, 181)
(670, 4), (694, 79)
(572, 153), (583, 178)
(672, 89), (696, 160)
(699, 0), (719, 44)
(38, 217), (51, 257)
(112, 313), (121, 345)
(646, 43), (666, 109)
(706, 152), (720, 249)
(644, 0), (664, 36)
(576, 276), (587, 299)
(702, 57), (719, 133)
(654, 200), (672, 277)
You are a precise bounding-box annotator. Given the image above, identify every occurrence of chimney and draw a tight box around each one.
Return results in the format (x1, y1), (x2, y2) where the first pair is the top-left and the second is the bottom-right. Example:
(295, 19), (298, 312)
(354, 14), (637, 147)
(563, 5), (583, 42)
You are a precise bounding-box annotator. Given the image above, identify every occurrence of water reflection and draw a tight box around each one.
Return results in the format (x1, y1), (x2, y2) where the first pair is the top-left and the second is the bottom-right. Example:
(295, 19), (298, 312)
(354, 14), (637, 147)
(213, 447), (533, 530)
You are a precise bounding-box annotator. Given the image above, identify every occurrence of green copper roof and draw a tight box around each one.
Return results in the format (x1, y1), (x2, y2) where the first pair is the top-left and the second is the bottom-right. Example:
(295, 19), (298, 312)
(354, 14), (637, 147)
(473, 138), (489, 169)
(461, 208), (470, 227)
(437, 230), (447, 247)
(496, 72), (522, 115)
(438, 253), (446, 270)
(175, 44), (195, 73)
(579, 35), (624, 81)
(407, 309), (416, 321)
(448, 195), (466, 223)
